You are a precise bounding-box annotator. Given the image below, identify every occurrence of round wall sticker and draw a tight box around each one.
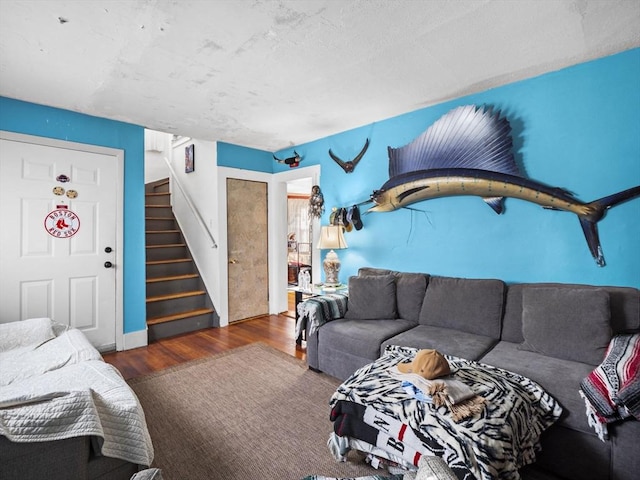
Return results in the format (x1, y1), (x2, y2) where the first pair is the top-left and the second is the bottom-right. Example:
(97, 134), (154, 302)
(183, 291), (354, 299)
(44, 206), (80, 238)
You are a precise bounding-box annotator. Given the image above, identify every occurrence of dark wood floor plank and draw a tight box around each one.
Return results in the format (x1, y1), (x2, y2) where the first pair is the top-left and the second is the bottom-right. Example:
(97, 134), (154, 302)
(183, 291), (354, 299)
(103, 314), (305, 380)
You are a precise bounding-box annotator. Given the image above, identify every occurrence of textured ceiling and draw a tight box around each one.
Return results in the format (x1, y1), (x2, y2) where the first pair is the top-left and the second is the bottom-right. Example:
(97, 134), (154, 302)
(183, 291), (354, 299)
(1, 0), (639, 151)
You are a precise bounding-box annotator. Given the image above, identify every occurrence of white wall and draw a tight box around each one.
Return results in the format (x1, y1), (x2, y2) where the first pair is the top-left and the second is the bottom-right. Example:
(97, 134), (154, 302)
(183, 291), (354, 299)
(144, 130), (171, 184)
(169, 137), (223, 324)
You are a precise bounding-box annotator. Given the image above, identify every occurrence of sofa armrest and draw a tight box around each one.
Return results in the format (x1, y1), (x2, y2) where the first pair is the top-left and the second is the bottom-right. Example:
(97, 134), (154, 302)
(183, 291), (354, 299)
(297, 293), (348, 339)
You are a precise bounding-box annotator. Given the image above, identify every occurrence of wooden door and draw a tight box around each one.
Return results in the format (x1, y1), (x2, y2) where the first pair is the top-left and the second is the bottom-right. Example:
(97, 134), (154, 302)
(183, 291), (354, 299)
(0, 134), (120, 351)
(226, 178), (269, 322)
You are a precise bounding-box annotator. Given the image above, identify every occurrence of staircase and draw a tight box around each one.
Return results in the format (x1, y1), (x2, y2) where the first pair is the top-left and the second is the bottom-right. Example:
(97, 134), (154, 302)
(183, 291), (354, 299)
(145, 178), (216, 341)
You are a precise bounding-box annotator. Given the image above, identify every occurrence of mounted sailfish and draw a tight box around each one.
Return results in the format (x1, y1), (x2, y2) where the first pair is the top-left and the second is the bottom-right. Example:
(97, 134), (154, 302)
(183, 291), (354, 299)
(369, 105), (640, 266)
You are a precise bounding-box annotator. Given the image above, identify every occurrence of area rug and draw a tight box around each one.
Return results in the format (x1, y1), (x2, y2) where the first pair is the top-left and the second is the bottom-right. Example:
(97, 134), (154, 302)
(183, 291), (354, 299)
(128, 343), (379, 480)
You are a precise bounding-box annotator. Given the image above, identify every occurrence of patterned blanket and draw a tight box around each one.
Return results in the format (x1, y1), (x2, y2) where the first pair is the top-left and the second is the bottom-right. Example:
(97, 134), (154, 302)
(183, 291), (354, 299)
(329, 346), (562, 480)
(579, 333), (640, 440)
(296, 293), (348, 339)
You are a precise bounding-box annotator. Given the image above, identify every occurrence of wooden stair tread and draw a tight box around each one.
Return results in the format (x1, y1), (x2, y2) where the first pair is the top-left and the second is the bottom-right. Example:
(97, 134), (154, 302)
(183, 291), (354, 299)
(147, 230), (180, 234)
(146, 243), (186, 249)
(147, 308), (214, 326)
(146, 205), (172, 208)
(147, 273), (199, 283)
(146, 258), (192, 265)
(146, 192), (170, 196)
(145, 216), (175, 220)
(147, 290), (206, 303)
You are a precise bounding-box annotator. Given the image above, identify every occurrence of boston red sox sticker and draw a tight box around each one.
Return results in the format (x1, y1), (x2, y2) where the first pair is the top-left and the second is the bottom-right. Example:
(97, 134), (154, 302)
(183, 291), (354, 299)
(44, 206), (80, 238)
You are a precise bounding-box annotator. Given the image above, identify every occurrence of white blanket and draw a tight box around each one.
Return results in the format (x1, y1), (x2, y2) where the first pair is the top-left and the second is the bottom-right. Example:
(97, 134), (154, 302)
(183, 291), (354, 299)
(0, 320), (154, 466)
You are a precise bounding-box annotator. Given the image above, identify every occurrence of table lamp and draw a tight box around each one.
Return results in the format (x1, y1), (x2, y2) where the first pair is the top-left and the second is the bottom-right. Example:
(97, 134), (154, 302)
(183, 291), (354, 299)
(317, 225), (348, 286)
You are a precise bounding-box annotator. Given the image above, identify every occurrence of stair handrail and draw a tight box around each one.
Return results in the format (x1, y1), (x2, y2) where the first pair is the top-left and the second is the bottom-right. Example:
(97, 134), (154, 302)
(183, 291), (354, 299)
(163, 156), (218, 248)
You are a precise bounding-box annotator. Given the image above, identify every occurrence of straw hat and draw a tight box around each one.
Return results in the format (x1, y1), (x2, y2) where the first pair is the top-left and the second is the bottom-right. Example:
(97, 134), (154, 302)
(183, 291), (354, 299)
(397, 349), (451, 379)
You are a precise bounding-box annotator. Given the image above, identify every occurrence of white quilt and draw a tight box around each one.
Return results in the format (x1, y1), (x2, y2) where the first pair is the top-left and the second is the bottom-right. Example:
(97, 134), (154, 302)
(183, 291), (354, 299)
(0, 319), (154, 466)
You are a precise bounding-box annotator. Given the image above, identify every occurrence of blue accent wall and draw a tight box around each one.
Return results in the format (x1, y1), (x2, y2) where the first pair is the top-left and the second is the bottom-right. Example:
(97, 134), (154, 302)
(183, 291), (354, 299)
(276, 49), (640, 287)
(0, 97), (146, 334)
(217, 141), (274, 172)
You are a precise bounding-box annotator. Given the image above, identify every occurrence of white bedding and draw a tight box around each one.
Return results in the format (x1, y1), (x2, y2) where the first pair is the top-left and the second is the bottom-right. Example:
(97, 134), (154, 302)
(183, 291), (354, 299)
(0, 319), (154, 466)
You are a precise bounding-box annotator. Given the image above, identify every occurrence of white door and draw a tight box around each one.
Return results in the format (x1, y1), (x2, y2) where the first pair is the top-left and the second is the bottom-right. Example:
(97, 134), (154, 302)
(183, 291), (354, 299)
(0, 133), (122, 351)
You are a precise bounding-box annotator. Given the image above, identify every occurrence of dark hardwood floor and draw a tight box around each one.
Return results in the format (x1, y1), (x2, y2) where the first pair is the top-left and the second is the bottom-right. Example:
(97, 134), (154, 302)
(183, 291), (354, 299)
(103, 312), (304, 381)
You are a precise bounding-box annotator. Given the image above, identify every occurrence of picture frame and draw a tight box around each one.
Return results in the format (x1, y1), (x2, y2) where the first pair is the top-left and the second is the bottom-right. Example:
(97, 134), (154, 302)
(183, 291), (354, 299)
(185, 144), (195, 173)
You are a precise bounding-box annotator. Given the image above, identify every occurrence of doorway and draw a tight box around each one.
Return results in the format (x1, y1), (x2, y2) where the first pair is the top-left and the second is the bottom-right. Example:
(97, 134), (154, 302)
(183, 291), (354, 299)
(285, 177), (313, 317)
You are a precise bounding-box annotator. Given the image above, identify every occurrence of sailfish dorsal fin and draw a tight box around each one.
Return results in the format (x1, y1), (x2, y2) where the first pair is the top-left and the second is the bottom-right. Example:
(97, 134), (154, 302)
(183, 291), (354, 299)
(387, 105), (520, 179)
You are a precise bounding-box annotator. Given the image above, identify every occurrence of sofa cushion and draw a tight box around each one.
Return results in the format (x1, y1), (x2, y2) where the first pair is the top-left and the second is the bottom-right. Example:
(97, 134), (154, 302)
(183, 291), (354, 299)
(344, 274), (397, 320)
(418, 276), (505, 339)
(481, 341), (595, 434)
(395, 272), (428, 322)
(520, 287), (611, 365)
(319, 318), (416, 363)
(382, 324), (498, 361)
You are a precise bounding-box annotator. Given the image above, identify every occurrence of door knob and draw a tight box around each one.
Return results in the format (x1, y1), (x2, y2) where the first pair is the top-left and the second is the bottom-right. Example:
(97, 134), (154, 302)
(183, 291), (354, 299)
(104, 261), (113, 268)
(104, 247), (113, 253)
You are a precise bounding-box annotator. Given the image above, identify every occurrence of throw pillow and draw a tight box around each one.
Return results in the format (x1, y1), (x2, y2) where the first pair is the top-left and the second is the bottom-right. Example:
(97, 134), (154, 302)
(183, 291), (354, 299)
(395, 273), (429, 323)
(344, 274), (397, 320)
(520, 287), (612, 365)
(418, 276), (505, 338)
(357, 267), (393, 276)
(0, 317), (55, 352)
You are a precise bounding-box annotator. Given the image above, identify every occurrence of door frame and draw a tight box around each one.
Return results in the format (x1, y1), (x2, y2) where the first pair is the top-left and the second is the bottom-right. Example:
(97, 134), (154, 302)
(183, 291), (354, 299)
(0, 130), (125, 350)
(273, 165), (321, 315)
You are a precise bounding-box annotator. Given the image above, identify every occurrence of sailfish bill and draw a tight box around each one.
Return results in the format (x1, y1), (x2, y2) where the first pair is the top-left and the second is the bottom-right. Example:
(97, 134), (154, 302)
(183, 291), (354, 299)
(368, 105), (640, 266)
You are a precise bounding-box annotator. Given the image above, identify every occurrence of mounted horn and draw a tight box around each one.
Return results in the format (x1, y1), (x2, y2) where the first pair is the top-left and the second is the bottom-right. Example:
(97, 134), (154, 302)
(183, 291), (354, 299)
(328, 138), (369, 173)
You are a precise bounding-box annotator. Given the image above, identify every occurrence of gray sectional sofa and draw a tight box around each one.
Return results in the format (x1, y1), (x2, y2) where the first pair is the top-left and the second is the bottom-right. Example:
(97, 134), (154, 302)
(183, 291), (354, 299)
(305, 267), (640, 480)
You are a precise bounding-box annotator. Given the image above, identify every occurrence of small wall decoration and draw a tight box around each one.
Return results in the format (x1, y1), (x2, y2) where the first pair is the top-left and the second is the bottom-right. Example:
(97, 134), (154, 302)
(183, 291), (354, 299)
(56, 174), (70, 183)
(273, 151), (302, 168)
(308, 185), (325, 220)
(329, 138), (369, 173)
(367, 104), (640, 267)
(44, 205), (80, 238)
(52, 186), (65, 196)
(185, 144), (195, 173)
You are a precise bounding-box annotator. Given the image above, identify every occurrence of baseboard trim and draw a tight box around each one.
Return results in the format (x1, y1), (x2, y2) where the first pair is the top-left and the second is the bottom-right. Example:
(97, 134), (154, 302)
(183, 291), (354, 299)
(122, 328), (148, 350)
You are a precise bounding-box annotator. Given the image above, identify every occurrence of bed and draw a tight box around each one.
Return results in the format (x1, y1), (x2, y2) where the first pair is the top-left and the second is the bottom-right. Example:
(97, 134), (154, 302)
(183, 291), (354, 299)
(0, 318), (153, 480)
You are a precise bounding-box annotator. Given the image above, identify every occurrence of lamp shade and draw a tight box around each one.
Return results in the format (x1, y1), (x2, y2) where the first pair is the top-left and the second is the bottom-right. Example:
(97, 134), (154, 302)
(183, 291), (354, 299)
(317, 225), (348, 250)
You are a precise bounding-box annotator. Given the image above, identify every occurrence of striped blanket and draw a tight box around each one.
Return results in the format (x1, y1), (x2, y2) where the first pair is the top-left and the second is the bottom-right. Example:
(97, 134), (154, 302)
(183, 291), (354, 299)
(330, 345), (562, 480)
(296, 293), (348, 339)
(579, 333), (640, 440)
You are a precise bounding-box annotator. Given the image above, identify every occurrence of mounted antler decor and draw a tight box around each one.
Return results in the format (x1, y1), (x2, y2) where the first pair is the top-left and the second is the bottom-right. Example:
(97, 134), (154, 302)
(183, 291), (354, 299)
(329, 138), (369, 173)
(273, 151), (302, 168)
